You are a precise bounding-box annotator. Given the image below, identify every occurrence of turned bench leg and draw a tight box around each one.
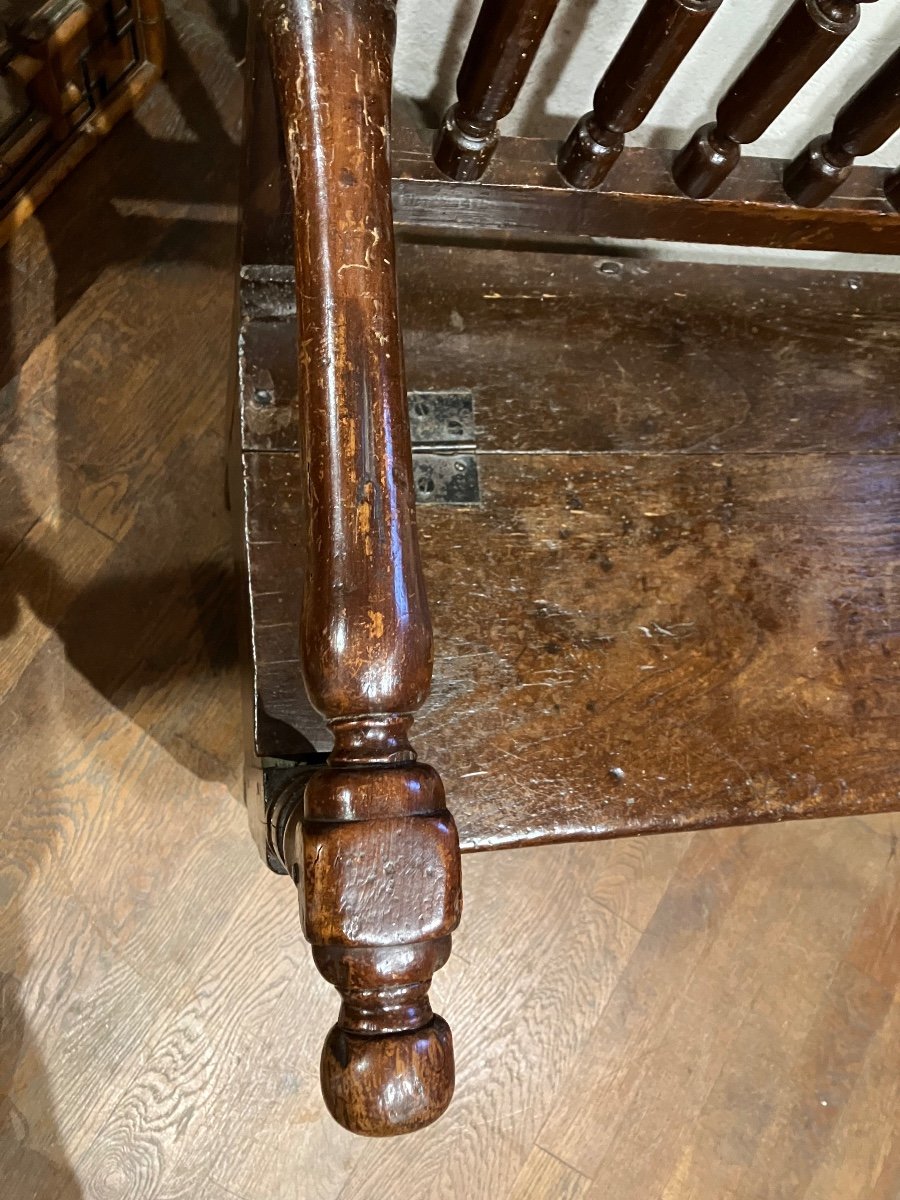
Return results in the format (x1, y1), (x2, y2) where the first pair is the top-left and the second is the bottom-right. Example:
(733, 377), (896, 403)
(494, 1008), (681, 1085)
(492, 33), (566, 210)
(262, 0), (462, 1135)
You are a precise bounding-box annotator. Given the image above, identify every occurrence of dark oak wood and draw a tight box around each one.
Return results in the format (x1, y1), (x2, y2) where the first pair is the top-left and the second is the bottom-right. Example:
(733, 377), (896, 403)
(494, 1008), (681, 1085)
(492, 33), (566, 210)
(244, 442), (900, 851)
(558, 0), (723, 191)
(259, 0), (461, 1136)
(238, 252), (900, 458)
(673, 0), (875, 199)
(394, 131), (900, 254)
(235, 243), (900, 854)
(234, 0), (900, 1140)
(4, 7), (898, 1171)
(2, 0), (896, 1167)
(785, 45), (900, 206)
(239, 77), (900, 259)
(433, 0), (562, 181)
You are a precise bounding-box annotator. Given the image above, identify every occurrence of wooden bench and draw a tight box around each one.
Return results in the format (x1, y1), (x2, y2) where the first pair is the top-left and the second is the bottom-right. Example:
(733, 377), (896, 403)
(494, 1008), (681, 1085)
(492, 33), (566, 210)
(230, 0), (900, 1136)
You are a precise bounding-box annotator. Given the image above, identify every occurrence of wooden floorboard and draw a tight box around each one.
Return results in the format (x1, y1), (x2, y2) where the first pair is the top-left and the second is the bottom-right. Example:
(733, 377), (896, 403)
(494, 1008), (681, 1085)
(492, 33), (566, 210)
(0, 2), (897, 1197)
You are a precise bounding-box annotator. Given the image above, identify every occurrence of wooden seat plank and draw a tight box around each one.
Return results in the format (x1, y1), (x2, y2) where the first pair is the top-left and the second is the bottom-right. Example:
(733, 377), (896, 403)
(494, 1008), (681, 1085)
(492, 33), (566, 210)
(236, 243), (900, 852)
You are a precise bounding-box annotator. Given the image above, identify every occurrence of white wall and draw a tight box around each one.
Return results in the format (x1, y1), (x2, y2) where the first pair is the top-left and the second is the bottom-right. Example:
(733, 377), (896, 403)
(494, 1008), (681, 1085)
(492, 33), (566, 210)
(395, 0), (900, 164)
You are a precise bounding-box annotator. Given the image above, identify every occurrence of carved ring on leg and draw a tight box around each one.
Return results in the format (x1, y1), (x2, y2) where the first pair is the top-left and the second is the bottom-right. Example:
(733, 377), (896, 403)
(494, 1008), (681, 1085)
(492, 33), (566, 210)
(274, 761), (461, 1135)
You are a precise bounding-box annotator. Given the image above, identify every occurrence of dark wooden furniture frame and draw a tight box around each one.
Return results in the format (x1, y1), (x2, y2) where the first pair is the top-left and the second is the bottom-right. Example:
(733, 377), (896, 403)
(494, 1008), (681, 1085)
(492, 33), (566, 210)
(232, 0), (900, 1136)
(0, 0), (164, 243)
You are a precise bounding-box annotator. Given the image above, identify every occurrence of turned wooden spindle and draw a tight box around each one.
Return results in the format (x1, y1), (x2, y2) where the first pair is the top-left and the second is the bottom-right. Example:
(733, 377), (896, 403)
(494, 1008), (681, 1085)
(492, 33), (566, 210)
(434, 0), (563, 181)
(673, 0), (877, 199)
(559, 0), (724, 191)
(264, 0), (462, 1135)
(783, 45), (900, 205)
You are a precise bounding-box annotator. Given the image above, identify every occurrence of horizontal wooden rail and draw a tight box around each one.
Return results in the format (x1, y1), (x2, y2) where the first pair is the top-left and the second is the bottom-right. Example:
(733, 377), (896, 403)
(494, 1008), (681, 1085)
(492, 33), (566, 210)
(392, 128), (900, 254)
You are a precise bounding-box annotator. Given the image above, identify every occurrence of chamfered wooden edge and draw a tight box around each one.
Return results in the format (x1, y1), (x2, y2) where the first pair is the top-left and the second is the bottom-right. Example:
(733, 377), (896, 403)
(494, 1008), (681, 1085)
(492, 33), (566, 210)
(392, 137), (900, 254)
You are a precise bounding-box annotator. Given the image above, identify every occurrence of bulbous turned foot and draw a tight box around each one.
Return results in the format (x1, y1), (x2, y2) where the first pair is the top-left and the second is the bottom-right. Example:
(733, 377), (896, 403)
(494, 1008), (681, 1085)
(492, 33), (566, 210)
(672, 122), (740, 198)
(291, 776), (462, 1137)
(433, 104), (499, 181)
(783, 135), (851, 207)
(557, 114), (624, 190)
(321, 1017), (455, 1136)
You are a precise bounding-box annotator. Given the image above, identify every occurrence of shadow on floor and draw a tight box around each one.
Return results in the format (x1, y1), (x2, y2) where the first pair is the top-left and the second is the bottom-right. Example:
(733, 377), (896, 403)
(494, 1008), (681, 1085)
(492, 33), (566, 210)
(0, 899), (84, 1200)
(0, 0), (247, 788)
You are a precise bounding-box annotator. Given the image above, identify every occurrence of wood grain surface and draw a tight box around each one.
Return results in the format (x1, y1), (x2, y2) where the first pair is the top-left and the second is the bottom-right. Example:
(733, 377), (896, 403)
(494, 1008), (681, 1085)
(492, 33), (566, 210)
(239, 246), (900, 850)
(260, 0), (462, 1134)
(0, 0), (897, 1194)
(242, 59), (900, 264)
(258, 113), (900, 256)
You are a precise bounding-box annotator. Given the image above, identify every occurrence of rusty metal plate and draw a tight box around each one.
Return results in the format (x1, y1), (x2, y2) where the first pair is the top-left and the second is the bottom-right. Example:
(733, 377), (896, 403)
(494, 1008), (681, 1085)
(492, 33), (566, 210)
(408, 390), (475, 447)
(413, 452), (479, 505)
(409, 390), (479, 505)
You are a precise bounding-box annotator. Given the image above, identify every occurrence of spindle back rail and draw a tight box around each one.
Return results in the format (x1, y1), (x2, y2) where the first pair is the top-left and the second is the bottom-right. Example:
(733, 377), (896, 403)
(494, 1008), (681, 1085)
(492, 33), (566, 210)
(236, 0), (900, 1141)
(427, 0), (900, 250)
